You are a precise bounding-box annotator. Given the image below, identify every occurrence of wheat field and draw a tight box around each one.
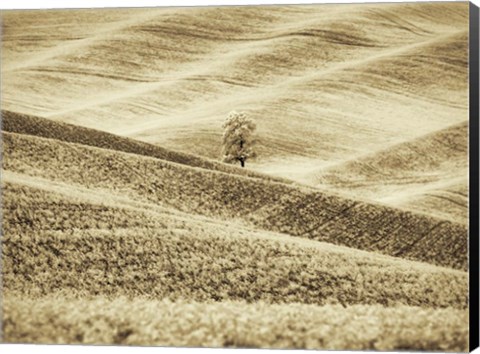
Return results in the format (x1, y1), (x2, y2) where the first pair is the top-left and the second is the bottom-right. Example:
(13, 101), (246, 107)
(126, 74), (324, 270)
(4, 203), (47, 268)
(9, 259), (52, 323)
(0, 2), (470, 351)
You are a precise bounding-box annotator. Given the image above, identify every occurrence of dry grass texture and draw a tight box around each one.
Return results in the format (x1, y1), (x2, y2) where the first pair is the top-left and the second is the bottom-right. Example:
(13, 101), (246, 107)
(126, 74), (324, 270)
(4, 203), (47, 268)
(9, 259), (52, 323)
(0, 2), (470, 351)
(3, 182), (468, 307)
(3, 131), (468, 270)
(4, 297), (468, 351)
(310, 122), (468, 223)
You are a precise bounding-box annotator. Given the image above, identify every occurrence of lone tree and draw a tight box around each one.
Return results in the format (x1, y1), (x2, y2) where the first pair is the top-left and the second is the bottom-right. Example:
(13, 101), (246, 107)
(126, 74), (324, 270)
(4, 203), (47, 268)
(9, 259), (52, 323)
(221, 111), (256, 168)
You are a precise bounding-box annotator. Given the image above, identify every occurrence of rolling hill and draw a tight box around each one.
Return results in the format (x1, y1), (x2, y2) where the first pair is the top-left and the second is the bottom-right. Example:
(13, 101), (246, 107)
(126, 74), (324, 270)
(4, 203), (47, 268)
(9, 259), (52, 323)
(310, 121), (469, 223)
(1, 117), (469, 349)
(0, 2), (470, 350)
(3, 178), (467, 307)
(1, 110), (292, 184)
(1, 2), (469, 179)
(3, 297), (468, 351)
(2, 126), (468, 270)
(1, 121), (469, 348)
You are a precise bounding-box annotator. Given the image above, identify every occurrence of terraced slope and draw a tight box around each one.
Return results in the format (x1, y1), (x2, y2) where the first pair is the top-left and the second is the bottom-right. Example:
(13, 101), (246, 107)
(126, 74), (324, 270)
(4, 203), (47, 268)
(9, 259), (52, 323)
(1, 3), (469, 177)
(2, 131), (467, 270)
(310, 122), (468, 223)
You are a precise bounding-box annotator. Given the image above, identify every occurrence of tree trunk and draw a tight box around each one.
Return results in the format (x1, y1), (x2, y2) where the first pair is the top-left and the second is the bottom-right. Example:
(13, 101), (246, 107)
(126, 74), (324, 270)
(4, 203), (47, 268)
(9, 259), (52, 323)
(240, 159), (245, 168)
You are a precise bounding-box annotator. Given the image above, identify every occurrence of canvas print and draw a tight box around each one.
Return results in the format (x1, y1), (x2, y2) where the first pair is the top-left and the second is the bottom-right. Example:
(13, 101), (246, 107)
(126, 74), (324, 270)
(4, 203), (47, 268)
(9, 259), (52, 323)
(0, 1), (475, 351)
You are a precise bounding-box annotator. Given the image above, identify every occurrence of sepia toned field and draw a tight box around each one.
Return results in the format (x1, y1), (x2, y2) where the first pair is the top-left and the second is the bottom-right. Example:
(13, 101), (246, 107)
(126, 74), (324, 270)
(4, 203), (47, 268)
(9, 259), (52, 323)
(3, 297), (468, 351)
(0, 2), (470, 351)
(310, 121), (469, 223)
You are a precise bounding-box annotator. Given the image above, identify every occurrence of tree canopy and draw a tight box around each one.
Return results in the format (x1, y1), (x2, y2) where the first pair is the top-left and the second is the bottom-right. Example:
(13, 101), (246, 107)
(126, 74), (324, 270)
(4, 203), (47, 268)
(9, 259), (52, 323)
(221, 111), (256, 168)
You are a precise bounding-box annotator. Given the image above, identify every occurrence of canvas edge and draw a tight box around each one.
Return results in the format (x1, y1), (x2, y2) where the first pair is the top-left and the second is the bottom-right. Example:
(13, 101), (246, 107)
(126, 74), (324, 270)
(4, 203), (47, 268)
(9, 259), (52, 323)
(469, 1), (480, 352)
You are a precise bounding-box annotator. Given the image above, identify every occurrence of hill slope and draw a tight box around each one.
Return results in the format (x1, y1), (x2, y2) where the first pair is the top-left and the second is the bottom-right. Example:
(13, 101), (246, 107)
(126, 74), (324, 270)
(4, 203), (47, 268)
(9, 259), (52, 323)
(2, 130), (467, 270)
(1, 3), (470, 349)
(2, 127), (468, 349)
(398, 180), (468, 224)
(3, 177), (467, 307)
(1, 3), (469, 179)
(310, 121), (468, 223)
(1, 110), (291, 184)
(3, 297), (468, 351)
(2, 128), (468, 349)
